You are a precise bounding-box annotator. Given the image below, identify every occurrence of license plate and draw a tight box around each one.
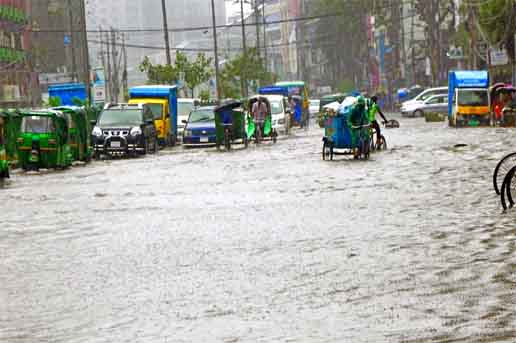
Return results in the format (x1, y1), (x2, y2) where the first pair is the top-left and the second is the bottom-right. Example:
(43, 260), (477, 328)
(110, 141), (121, 148)
(200, 137), (209, 143)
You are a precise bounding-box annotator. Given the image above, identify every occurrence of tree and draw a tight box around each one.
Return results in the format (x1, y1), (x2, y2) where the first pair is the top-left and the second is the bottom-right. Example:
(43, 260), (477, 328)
(139, 52), (213, 97)
(184, 53), (213, 98)
(219, 48), (274, 99)
(139, 56), (178, 85)
(478, 0), (516, 64)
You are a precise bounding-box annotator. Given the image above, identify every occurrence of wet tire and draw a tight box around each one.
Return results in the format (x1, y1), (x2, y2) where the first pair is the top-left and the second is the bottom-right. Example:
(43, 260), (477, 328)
(493, 152), (516, 195)
(502, 165), (516, 210)
(224, 130), (231, 151)
(244, 136), (249, 149)
(272, 130), (278, 144)
(380, 135), (387, 150)
(322, 141), (331, 161)
(414, 110), (423, 118)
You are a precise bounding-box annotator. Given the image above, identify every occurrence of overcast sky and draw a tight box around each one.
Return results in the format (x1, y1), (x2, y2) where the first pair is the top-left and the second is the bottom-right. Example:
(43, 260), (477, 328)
(225, 1), (252, 20)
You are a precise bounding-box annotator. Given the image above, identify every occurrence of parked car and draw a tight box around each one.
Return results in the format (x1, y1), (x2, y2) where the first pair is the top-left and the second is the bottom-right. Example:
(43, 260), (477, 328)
(263, 94), (289, 134)
(309, 99), (320, 116)
(401, 94), (448, 117)
(182, 106), (217, 147)
(92, 103), (158, 157)
(401, 87), (448, 116)
(178, 98), (200, 138)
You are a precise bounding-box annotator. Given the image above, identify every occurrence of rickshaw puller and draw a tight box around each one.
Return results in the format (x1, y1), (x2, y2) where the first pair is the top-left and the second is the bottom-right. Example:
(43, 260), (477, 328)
(369, 96), (388, 148)
(252, 98), (267, 139)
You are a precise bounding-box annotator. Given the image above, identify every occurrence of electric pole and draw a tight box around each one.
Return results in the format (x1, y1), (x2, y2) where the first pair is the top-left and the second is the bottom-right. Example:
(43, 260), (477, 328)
(254, 0), (260, 55)
(161, 0), (172, 65)
(67, 0), (77, 82)
(105, 31), (112, 102)
(211, 0), (221, 100)
(122, 34), (128, 101)
(79, 0), (91, 103)
(262, 0), (267, 72)
(240, 0), (248, 97)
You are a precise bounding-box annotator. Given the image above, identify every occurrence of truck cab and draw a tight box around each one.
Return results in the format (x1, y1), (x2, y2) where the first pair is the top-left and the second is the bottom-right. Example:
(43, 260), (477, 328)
(448, 71), (490, 127)
(128, 86), (178, 146)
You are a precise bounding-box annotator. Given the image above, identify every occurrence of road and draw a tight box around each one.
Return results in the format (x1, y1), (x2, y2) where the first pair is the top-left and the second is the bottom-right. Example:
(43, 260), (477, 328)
(1, 116), (515, 342)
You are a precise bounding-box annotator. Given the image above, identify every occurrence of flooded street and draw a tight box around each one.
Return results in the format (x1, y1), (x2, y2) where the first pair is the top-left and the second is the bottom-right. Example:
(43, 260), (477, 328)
(1, 116), (515, 342)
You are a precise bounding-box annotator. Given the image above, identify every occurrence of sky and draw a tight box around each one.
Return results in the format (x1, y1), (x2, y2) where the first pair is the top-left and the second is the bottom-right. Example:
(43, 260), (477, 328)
(225, 1), (252, 21)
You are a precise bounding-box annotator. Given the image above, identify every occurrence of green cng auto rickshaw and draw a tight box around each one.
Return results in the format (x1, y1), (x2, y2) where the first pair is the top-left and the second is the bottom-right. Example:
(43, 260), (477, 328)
(2, 109), (22, 164)
(214, 100), (248, 151)
(53, 106), (92, 162)
(17, 110), (72, 171)
(0, 112), (9, 178)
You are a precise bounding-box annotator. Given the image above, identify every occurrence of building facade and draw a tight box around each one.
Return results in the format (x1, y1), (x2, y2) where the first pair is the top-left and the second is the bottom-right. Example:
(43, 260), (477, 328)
(0, 0), (37, 106)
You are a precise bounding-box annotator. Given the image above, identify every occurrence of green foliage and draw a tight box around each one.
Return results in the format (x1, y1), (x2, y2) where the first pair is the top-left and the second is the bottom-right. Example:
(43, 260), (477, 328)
(219, 48), (273, 99)
(479, 0), (516, 61)
(139, 52), (213, 96)
(199, 90), (210, 103)
(47, 96), (62, 107)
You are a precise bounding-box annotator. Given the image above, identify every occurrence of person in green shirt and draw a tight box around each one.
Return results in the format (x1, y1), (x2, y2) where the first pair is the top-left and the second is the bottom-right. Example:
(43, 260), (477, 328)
(368, 96), (388, 148)
(348, 96), (369, 154)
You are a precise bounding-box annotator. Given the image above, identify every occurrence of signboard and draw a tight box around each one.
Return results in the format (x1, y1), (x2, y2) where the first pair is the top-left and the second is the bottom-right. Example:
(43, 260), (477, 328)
(92, 85), (105, 103)
(489, 48), (509, 66)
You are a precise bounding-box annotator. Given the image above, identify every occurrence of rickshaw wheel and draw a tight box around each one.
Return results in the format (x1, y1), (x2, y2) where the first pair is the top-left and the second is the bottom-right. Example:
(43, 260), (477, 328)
(224, 129), (231, 151)
(503, 165), (516, 209)
(322, 141), (331, 160)
(493, 152), (516, 195)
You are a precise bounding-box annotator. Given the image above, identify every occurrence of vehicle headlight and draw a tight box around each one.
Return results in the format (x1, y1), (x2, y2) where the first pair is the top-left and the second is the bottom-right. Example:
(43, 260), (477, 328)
(130, 127), (142, 136)
(92, 126), (102, 137)
(184, 130), (192, 137)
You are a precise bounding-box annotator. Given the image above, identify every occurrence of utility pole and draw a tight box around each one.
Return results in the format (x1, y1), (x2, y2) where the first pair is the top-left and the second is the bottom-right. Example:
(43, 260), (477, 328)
(254, 0), (260, 55)
(99, 28), (109, 102)
(240, 0), (248, 97)
(211, 0), (221, 100)
(79, 0), (91, 103)
(262, 0), (267, 72)
(161, 0), (172, 65)
(67, 0), (77, 82)
(122, 34), (128, 101)
(410, 0), (415, 84)
(111, 29), (120, 102)
(105, 31), (112, 102)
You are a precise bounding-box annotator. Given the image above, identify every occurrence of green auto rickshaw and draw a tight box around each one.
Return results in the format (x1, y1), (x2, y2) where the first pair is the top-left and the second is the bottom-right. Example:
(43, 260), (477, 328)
(2, 109), (22, 164)
(53, 106), (92, 162)
(17, 109), (72, 171)
(0, 112), (9, 178)
(214, 100), (248, 151)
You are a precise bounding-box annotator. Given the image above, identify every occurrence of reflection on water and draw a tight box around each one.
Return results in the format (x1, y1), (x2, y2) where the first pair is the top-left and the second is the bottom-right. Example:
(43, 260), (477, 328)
(1, 117), (515, 342)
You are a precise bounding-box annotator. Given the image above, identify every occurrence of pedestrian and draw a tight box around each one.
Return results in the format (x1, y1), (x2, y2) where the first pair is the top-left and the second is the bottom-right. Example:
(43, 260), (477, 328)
(369, 95), (388, 148)
(252, 97), (267, 142)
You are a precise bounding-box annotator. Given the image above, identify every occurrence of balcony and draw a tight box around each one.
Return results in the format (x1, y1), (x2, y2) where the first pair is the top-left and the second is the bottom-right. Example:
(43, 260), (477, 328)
(0, 5), (27, 25)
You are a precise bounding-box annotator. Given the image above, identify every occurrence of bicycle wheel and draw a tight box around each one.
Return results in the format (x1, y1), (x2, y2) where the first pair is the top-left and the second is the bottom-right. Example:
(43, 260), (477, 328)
(370, 129), (377, 152)
(503, 165), (516, 209)
(380, 135), (387, 150)
(493, 152), (516, 195)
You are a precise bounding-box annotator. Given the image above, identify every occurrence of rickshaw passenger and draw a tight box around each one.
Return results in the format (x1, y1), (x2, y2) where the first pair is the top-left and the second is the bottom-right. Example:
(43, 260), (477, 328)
(369, 96), (388, 147)
(252, 98), (267, 131)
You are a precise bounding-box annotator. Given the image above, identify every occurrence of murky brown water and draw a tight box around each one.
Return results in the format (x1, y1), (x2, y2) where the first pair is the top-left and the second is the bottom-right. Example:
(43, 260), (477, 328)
(1, 116), (515, 342)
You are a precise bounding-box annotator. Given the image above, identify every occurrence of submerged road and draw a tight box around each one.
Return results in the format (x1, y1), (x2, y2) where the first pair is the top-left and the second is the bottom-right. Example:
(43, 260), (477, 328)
(1, 116), (515, 342)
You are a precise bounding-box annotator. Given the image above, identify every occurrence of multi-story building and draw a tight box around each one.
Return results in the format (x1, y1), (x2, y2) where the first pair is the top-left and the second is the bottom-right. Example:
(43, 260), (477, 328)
(30, 0), (89, 96)
(0, 0), (37, 106)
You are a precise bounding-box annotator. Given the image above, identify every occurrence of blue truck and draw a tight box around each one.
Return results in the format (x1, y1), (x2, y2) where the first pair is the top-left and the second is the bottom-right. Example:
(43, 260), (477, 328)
(448, 71), (490, 127)
(48, 83), (87, 106)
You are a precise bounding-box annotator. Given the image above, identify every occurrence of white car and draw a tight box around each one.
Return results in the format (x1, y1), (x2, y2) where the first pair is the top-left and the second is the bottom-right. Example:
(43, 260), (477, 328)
(401, 87), (447, 116)
(263, 94), (289, 134)
(177, 98), (199, 138)
(401, 94), (448, 117)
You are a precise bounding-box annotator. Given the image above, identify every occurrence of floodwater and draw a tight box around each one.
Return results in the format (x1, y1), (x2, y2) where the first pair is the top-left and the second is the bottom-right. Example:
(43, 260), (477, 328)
(1, 116), (515, 342)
